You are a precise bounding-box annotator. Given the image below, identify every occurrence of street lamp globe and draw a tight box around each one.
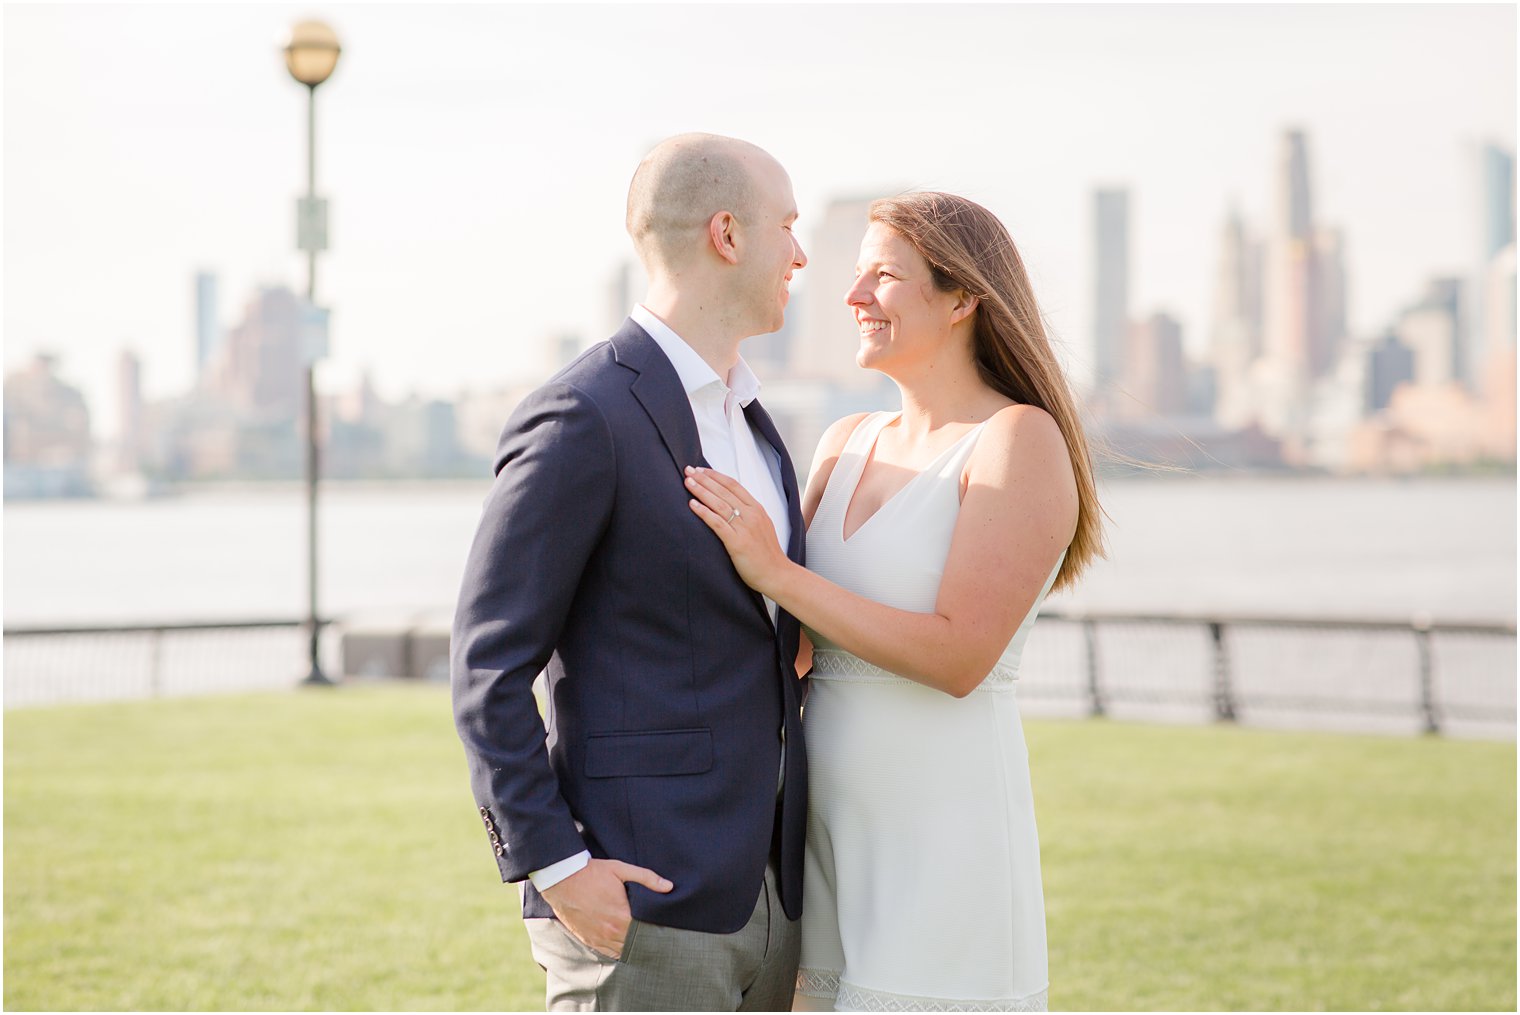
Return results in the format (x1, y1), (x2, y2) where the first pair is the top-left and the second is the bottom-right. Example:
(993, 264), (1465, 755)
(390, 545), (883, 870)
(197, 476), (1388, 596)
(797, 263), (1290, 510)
(284, 20), (341, 88)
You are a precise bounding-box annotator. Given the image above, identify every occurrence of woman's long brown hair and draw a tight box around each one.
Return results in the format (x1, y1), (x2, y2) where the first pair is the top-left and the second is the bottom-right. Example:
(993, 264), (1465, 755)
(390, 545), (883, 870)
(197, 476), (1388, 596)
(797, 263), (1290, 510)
(870, 191), (1105, 590)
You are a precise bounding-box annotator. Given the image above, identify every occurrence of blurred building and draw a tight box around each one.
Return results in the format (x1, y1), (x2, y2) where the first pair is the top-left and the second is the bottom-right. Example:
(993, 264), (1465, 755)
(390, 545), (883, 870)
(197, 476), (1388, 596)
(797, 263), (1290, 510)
(1345, 381), (1501, 473)
(1462, 143), (1514, 391)
(456, 384), (538, 461)
(115, 349), (144, 474)
(1091, 187), (1130, 393)
(1257, 128), (1349, 452)
(604, 258), (648, 341)
(1122, 312), (1187, 418)
(1397, 278), (1464, 387)
(1478, 341), (1517, 461)
(380, 396), (469, 477)
(1264, 129), (1315, 384)
(1481, 144), (1516, 260)
(1310, 226), (1348, 379)
(1209, 205), (1264, 427)
(325, 374), (483, 479)
(1347, 262), (1514, 472)
(205, 285), (307, 417)
(3, 354), (94, 498)
(1366, 330), (1415, 412)
(195, 270), (220, 378)
(1483, 242), (1517, 359)
(1260, 128), (1318, 446)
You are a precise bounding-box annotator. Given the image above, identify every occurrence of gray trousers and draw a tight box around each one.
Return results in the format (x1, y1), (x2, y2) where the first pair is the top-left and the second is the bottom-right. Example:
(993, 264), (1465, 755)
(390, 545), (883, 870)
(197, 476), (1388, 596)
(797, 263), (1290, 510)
(523, 862), (800, 1012)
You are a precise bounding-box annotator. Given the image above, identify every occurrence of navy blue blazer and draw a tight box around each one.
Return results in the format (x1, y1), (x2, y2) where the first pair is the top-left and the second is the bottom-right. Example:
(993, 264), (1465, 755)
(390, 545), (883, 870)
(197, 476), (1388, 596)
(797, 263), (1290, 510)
(451, 318), (807, 934)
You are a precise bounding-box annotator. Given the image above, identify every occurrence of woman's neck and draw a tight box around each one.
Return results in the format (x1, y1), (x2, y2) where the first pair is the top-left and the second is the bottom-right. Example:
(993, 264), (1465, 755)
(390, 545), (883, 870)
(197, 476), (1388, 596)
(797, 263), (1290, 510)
(891, 349), (1006, 441)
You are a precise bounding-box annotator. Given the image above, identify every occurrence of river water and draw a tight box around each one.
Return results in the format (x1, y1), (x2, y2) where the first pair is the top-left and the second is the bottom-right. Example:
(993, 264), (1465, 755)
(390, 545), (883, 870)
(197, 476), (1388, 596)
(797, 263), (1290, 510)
(5, 475), (1513, 627)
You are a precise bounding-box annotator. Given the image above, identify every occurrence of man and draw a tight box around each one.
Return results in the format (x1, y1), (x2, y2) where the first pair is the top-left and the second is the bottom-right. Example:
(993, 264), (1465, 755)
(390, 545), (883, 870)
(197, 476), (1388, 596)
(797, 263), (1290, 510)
(451, 133), (809, 1011)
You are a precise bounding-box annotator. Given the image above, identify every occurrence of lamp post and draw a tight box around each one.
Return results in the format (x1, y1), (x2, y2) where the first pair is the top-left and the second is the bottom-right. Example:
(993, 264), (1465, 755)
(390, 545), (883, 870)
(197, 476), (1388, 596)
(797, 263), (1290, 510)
(284, 20), (341, 686)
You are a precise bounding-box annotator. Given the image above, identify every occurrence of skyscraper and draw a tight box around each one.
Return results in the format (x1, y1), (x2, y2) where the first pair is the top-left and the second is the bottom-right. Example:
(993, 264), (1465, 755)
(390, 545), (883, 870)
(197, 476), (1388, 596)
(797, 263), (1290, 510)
(1468, 144), (1517, 388)
(1209, 205), (1263, 426)
(1264, 129), (1315, 385)
(1310, 227), (1347, 379)
(1481, 144), (1516, 262)
(195, 271), (219, 379)
(1092, 188), (1130, 391)
(1280, 130), (1313, 239)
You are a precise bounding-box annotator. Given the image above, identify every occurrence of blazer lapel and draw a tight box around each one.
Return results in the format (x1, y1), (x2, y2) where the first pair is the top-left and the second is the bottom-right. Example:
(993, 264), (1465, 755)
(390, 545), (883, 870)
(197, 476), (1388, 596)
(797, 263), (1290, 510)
(611, 319), (706, 473)
(743, 398), (805, 567)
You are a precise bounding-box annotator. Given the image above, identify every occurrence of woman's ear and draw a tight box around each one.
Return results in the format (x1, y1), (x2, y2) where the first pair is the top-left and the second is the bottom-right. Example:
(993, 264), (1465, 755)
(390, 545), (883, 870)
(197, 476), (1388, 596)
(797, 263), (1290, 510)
(950, 290), (979, 326)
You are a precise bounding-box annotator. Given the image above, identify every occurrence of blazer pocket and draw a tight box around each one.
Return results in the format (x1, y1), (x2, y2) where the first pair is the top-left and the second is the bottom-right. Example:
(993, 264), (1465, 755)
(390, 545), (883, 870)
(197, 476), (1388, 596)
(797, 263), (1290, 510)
(584, 727), (714, 778)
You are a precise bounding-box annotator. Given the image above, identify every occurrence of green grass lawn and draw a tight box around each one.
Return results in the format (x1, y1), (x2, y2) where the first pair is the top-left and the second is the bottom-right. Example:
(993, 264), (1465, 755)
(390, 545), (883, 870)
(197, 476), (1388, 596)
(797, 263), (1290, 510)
(4, 684), (1514, 1011)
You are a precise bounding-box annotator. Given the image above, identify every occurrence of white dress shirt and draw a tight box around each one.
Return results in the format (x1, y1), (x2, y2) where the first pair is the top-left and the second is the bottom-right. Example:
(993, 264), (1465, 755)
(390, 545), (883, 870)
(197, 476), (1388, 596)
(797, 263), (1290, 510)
(529, 306), (792, 892)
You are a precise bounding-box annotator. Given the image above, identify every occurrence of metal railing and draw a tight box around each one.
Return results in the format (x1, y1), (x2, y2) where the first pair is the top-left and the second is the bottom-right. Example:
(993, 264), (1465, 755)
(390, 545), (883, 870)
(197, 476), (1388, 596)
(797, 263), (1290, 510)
(4, 612), (1515, 739)
(2, 618), (341, 708)
(1027, 611), (1516, 737)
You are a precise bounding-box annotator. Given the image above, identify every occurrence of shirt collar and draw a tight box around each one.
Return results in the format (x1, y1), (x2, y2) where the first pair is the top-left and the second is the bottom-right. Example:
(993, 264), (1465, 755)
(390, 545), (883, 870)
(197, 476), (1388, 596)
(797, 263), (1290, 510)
(631, 304), (762, 408)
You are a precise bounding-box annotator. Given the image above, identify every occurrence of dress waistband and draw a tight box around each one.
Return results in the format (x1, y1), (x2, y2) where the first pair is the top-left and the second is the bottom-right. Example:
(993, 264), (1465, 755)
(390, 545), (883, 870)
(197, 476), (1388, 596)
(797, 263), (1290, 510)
(809, 649), (1019, 693)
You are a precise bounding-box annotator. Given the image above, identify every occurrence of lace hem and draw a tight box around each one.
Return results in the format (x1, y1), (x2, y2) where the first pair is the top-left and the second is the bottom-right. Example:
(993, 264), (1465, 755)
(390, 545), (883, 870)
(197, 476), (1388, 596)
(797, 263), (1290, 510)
(810, 650), (1019, 692)
(841, 982), (1047, 1012)
(796, 967), (841, 998)
(796, 970), (1047, 1012)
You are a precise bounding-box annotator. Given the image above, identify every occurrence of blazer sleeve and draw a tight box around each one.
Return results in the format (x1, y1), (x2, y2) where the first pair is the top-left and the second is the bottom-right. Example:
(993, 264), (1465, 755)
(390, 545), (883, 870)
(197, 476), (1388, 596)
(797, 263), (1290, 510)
(451, 381), (615, 882)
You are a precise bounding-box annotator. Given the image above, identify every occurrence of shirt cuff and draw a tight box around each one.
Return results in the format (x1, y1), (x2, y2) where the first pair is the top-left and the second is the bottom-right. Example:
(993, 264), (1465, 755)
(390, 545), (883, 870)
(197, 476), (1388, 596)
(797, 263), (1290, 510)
(530, 850), (591, 891)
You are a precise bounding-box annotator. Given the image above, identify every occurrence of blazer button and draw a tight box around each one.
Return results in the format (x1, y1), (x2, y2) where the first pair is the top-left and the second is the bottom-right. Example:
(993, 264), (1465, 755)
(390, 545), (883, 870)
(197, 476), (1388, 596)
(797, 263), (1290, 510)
(495, 845), (505, 856)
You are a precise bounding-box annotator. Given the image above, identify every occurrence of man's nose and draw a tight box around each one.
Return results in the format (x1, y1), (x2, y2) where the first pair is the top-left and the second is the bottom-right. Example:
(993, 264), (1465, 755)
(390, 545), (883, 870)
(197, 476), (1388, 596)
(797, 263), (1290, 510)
(792, 238), (808, 268)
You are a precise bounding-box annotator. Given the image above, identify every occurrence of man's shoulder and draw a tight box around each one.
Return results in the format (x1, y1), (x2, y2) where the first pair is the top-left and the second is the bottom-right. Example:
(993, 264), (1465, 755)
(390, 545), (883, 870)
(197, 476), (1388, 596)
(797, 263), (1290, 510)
(518, 341), (628, 411)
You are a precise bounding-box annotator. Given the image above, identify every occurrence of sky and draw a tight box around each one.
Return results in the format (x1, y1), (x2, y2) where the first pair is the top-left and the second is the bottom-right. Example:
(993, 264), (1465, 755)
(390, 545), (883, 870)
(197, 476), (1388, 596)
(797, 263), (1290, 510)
(3, 3), (1515, 438)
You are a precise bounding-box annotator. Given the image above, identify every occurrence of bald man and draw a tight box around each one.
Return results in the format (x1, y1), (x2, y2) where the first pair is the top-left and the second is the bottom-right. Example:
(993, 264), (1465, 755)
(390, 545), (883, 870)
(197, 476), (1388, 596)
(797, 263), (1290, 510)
(452, 134), (810, 1011)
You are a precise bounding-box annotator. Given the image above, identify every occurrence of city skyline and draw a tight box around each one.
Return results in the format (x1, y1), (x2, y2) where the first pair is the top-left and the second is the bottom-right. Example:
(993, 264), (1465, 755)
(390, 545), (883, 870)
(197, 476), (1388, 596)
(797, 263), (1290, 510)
(4, 4), (1515, 440)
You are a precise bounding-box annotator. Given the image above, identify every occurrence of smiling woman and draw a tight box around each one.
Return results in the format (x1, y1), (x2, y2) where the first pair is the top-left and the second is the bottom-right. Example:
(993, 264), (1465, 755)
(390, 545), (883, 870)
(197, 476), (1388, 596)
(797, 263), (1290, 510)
(682, 191), (1103, 1011)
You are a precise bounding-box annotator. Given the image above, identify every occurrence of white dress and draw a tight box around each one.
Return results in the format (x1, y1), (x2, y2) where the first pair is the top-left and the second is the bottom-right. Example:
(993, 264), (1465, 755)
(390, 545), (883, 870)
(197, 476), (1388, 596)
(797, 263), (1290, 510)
(796, 411), (1062, 1013)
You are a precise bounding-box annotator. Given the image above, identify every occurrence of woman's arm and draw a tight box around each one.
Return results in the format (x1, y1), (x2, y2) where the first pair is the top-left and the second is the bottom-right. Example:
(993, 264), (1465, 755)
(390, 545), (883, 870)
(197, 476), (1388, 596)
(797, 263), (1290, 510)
(686, 405), (1077, 698)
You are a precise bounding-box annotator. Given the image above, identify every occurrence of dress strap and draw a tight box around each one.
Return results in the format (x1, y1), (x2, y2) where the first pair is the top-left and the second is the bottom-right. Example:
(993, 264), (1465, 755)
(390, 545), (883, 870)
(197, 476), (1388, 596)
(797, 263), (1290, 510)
(815, 412), (898, 526)
(841, 410), (897, 457)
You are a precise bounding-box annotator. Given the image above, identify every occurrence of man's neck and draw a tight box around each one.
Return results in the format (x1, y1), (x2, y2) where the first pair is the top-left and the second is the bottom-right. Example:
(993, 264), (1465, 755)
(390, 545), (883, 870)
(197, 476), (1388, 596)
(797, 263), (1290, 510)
(640, 288), (744, 379)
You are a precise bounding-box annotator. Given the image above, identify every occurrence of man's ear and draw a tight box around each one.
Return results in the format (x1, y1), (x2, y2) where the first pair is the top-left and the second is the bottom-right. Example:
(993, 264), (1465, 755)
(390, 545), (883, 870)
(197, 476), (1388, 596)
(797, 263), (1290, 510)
(950, 290), (979, 326)
(709, 211), (740, 266)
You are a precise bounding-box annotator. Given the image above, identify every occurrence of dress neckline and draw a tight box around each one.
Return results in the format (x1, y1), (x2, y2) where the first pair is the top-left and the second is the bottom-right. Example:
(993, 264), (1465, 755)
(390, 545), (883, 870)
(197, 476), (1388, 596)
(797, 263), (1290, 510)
(839, 412), (990, 545)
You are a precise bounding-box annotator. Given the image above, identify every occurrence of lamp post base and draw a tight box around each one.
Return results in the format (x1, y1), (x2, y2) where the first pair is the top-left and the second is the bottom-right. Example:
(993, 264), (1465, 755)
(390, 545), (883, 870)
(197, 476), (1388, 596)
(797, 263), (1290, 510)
(300, 624), (336, 686)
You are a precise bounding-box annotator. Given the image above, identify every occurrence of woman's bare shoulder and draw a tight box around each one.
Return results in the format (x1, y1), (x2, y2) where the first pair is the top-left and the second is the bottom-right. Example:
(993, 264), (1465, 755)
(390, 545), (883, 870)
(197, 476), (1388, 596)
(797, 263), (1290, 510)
(974, 403), (1074, 485)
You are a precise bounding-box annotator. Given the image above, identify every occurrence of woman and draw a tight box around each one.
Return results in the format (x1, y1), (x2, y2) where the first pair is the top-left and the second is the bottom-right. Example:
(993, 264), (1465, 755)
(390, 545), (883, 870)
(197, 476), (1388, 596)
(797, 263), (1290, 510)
(684, 192), (1104, 1012)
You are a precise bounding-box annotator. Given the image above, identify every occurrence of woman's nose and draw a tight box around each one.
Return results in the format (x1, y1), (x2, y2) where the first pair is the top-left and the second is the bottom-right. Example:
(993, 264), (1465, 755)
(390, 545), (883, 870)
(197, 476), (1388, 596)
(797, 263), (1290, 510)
(844, 277), (872, 307)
